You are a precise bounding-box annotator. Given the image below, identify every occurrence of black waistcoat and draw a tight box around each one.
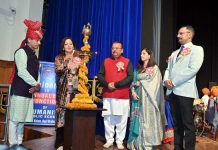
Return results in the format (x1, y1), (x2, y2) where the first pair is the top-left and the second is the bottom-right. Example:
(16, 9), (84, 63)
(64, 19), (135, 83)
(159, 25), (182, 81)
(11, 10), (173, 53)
(11, 45), (39, 98)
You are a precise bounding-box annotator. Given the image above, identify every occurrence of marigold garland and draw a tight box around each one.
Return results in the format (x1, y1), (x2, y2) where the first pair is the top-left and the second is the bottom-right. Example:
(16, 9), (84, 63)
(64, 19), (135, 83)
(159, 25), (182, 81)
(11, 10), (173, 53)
(66, 26), (97, 109)
(80, 63), (88, 74)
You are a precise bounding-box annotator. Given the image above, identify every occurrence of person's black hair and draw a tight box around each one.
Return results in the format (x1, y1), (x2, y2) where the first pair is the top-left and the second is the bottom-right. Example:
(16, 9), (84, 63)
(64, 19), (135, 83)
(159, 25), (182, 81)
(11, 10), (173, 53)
(181, 25), (195, 38)
(59, 37), (76, 56)
(137, 48), (157, 73)
(112, 41), (123, 48)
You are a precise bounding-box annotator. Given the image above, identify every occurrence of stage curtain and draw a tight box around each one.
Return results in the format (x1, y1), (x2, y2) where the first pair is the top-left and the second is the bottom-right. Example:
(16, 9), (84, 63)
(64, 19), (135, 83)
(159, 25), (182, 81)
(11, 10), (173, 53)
(40, 0), (142, 78)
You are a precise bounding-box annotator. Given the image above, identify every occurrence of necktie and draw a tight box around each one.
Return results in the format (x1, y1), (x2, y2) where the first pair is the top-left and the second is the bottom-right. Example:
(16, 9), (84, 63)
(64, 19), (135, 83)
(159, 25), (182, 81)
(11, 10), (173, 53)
(177, 45), (184, 58)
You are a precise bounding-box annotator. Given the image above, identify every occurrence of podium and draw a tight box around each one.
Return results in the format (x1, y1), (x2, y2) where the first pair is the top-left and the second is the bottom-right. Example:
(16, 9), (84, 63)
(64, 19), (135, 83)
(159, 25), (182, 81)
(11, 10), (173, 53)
(64, 108), (104, 150)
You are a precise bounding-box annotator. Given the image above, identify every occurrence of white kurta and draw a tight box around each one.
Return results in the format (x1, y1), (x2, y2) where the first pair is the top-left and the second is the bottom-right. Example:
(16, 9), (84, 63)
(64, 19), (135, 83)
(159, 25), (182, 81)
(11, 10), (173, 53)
(102, 98), (130, 116)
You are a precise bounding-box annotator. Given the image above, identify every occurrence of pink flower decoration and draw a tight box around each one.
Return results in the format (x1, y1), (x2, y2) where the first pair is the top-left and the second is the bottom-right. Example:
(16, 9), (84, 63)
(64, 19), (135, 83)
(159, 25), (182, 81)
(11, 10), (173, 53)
(146, 67), (154, 75)
(181, 47), (191, 56)
(116, 61), (125, 71)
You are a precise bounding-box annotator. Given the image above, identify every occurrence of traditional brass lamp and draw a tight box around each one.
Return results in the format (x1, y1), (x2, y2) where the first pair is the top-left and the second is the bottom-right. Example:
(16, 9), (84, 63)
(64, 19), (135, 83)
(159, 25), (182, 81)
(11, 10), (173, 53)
(66, 23), (97, 109)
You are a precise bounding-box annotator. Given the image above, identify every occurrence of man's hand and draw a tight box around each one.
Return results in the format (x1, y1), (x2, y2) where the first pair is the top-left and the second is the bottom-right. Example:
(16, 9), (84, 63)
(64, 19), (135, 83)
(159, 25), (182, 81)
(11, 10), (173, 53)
(164, 80), (174, 89)
(29, 83), (41, 93)
(108, 82), (116, 91)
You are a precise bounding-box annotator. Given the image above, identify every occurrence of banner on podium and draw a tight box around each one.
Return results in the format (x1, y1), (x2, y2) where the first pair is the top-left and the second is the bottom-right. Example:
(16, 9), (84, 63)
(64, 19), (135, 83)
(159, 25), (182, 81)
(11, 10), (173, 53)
(32, 61), (56, 126)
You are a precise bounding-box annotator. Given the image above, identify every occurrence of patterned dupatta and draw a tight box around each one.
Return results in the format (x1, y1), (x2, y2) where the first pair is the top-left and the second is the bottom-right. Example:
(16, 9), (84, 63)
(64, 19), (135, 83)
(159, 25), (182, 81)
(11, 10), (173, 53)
(128, 71), (140, 143)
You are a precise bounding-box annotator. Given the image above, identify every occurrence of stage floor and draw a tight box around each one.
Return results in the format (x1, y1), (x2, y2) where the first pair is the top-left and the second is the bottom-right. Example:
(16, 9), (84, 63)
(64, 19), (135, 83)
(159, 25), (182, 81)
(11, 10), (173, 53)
(0, 114), (218, 150)
(18, 126), (218, 150)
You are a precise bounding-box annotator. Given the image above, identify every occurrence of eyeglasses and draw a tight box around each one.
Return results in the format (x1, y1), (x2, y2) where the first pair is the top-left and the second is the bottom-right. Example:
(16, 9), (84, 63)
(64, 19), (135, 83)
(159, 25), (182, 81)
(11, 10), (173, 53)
(111, 47), (122, 50)
(177, 31), (190, 36)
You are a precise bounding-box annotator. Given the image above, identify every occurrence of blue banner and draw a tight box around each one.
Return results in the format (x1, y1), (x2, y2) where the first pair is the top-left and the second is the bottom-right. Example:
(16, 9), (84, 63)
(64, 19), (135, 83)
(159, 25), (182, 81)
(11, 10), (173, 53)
(32, 61), (56, 126)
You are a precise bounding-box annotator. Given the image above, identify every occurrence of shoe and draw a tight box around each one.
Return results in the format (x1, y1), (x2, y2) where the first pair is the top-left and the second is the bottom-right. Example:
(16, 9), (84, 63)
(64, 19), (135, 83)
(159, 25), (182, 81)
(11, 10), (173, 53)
(117, 143), (124, 149)
(57, 146), (63, 150)
(103, 142), (113, 148)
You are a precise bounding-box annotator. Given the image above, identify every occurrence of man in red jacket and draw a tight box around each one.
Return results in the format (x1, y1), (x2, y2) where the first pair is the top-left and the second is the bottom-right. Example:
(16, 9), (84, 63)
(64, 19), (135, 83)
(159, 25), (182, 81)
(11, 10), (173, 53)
(98, 41), (133, 149)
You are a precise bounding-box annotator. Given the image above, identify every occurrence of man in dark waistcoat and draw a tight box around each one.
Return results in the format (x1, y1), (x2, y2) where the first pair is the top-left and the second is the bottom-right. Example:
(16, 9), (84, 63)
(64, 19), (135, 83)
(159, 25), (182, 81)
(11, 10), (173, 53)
(8, 19), (43, 147)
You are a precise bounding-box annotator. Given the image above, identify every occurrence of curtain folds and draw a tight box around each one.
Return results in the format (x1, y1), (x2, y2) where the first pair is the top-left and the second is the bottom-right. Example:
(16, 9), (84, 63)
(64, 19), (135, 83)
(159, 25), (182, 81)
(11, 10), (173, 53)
(41, 0), (142, 78)
(153, 0), (161, 65)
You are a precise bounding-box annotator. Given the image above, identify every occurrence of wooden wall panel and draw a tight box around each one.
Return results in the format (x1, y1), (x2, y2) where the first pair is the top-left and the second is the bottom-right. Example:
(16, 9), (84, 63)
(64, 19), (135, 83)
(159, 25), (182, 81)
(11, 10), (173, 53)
(0, 60), (14, 84)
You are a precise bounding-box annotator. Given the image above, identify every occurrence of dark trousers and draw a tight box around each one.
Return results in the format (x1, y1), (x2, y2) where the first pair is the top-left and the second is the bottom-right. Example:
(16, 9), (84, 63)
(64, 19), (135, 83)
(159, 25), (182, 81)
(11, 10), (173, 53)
(169, 93), (196, 150)
(55, 127), (64, 148)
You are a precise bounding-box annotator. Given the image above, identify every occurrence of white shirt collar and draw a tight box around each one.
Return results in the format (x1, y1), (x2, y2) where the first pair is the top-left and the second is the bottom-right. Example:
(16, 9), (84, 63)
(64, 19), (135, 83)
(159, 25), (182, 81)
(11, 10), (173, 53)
(183, 42), (193, 48)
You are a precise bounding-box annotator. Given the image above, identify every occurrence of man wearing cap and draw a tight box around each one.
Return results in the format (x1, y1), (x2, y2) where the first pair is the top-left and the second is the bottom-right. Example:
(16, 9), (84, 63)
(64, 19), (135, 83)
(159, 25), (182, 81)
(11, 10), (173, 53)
(8, 19), (43, 147)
